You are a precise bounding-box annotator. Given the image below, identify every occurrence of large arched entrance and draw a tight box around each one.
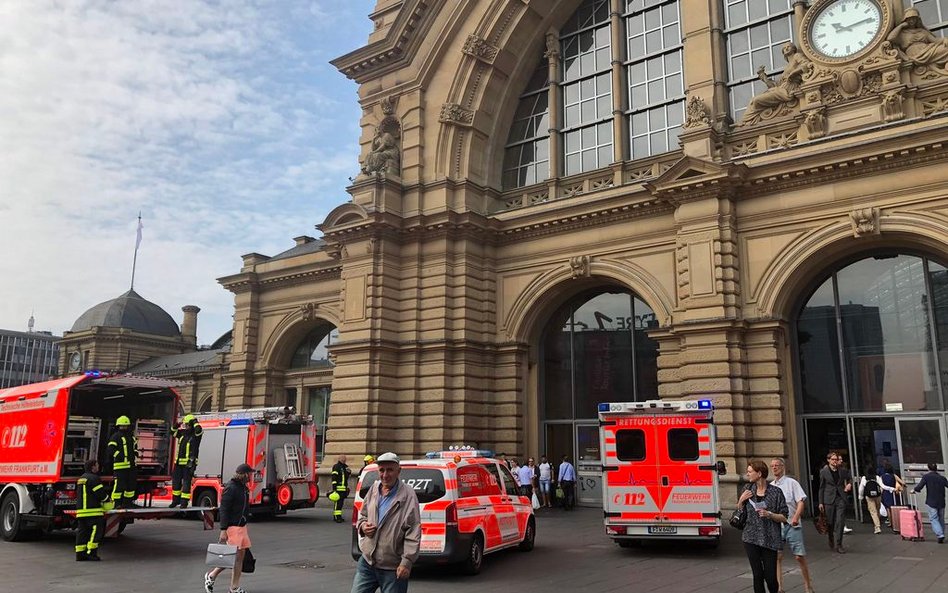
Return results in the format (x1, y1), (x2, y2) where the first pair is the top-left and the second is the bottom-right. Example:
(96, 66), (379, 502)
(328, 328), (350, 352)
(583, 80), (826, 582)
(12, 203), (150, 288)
(281, 322), (338, 462)
(793, 252), (948, 518)
(539, 287), (659, 505)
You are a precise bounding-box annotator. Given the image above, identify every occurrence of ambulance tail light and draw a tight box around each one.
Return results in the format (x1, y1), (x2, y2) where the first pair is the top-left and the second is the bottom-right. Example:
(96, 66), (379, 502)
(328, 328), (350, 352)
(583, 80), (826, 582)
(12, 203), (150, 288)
(444, 502), (458, 527)
(698, 526), (721, 537)
(352, 504), (359, 526)
(606, 525), (627, 536)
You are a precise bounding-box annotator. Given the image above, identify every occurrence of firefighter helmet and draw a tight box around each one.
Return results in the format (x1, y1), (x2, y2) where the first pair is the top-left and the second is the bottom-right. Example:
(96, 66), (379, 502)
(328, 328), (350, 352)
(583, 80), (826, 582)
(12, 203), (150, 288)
(328, 491), (341, 502)
(183, 414), (196, 424)
(116, 415), (131, 426)
(364, 455), (375, 463)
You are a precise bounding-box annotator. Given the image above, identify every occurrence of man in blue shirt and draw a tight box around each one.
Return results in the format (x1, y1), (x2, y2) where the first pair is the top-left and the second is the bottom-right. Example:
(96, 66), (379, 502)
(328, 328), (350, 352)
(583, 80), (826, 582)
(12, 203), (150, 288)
(557, 455), (576, 511)
(913, 462), (948, 543)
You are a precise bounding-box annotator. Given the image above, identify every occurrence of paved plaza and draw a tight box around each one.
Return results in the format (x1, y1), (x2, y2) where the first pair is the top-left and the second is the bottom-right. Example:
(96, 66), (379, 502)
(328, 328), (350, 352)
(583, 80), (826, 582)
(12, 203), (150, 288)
(4, 504), (948, 593)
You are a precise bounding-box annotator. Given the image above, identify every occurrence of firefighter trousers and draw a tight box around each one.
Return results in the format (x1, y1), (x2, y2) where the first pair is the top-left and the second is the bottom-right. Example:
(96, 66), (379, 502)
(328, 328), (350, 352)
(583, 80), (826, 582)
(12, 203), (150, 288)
(171, 465), (194, 503)
(112, 467), (137, 503)
(333, 491), (348, 519)
(75, 516), (105, 554)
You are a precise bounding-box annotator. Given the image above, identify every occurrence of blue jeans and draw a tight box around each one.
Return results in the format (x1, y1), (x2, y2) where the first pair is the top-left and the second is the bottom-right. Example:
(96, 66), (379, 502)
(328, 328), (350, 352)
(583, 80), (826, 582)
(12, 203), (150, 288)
(928, 506), (945, 539)
(351, 556), (409, 593)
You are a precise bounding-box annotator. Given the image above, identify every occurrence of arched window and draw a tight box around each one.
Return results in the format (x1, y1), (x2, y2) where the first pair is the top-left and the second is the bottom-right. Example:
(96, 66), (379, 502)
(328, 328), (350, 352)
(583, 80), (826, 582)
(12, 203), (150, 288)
(289, 325), (339, 369)
(796, 253), (948, 413)
(502, 0), (685, 190)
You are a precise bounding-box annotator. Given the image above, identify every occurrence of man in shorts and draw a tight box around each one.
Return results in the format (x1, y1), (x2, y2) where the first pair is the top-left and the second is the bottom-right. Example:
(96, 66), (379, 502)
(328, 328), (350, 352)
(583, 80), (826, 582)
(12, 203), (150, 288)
(771, 458), (814, 593)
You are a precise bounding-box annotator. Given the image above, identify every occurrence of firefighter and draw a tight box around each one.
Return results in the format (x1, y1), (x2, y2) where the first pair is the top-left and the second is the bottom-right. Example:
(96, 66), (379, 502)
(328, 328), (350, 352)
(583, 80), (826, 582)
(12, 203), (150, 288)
(330, 454), (351, 523)
(357, 454), (374, 478)
(169, 414), (203, 508)
(75, 459), (110, 561)
(107, 415), (139, 508)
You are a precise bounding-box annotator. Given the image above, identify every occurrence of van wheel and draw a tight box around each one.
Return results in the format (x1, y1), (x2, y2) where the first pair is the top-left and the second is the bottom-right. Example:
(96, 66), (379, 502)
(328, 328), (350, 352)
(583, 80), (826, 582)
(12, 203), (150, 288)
(196, 491), (218, 521)
(462, 533), (484, 575)
(518, 518), (535, 551)
(1, 491), (25, 542)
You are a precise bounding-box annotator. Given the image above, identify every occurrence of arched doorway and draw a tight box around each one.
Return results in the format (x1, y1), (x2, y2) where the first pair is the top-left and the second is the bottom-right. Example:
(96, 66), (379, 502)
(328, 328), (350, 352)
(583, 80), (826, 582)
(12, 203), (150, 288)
(794, 252), (948, 517)
(540, 287), (659, 505)
(283, 323), (338, 462)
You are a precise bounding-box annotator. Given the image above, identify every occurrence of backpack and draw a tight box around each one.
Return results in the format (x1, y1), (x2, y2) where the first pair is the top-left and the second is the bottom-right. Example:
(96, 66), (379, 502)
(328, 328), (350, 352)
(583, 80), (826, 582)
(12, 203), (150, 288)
(864, 478), (881, 498)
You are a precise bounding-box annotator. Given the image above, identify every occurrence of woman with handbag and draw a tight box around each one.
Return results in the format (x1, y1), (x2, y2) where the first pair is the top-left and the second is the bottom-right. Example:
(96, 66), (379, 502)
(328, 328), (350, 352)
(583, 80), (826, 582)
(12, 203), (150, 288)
(205, 463), (253, 593)
(738, 460), (789, 593)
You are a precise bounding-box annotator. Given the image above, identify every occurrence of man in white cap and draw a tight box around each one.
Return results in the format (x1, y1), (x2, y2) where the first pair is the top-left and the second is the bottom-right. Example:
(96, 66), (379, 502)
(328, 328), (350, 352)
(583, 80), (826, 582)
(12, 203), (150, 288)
(351, 452), (421, 593)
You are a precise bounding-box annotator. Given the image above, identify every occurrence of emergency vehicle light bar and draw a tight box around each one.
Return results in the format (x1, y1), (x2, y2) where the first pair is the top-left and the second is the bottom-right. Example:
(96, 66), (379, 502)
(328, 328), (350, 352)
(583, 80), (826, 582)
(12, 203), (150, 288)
(598, 400), (713, 413)
(425, 449), (495, 459)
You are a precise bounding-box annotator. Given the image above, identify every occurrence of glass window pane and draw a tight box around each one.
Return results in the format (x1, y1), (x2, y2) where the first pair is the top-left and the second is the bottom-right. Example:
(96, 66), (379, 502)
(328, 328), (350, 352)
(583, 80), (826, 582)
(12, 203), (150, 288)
(731, 29), (749, 54)
(647, 55), (662, 79)
(597, 121), (613, 142)
(629, 34), (645, 57)
(649, 130), (667, 153)
(628, 14), (644, 36)
(797, 276), (845, 412)
(566, 104), (580, 128)
(748, 0), (767, 21)
(582, 99), (596, 121)
(631, 84), (647, 107)
(664, 51), (682, 74)
(772, 16), (791, 42)
(666, 73), (682, 98)
(731, 54), (751, 80)
(752, 48), (771, 71)
(632, 135), (649, 158)
(565, 129), (580, 153)
(667, 428), (699, 461)
(631, 111), (648, 134)
(596, 47), (611, 70)
(645, 7), (660, 30)
(768, 0), (787, 13)
(597, 95), (612, 118)
(580, 52), (596, 75)
(572, 292), (635, 417)
(663, 25), (679, 47)
(616, 430), (646, 461)
(564, 57), (580, 80)
(649, 107), (666, 128)
(582, 149), (597, 171)
(582, 125), (596, 146)
(648, 79), (665, 102)
(750, 23), (769, 49)
(928, 261), (948, 406)
(662, 3), (678, 23)
(566, 153), (582, 175)
(728, 2), (746, 28)
(667, 101), (684, 126)
(630, 62), (646, 84)
(598, 144), (612, 166)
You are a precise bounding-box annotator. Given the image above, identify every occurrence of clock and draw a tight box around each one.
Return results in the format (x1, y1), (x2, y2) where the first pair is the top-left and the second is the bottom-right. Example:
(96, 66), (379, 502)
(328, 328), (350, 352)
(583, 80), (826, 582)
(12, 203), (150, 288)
(69, 351), (81, 371)
(807, 0), (884, 60)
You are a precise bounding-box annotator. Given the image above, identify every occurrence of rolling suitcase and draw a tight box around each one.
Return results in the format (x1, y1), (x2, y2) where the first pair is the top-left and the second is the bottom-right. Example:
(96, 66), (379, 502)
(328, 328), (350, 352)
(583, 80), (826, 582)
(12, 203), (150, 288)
(899, 493), (924, 542)
(890, 492), (907, 533)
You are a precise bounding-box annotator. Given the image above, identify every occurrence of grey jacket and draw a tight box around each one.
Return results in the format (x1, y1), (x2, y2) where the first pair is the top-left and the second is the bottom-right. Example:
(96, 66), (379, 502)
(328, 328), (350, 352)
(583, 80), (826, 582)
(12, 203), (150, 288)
(818, 465), (850, 506)
(357, 480), (422, 570)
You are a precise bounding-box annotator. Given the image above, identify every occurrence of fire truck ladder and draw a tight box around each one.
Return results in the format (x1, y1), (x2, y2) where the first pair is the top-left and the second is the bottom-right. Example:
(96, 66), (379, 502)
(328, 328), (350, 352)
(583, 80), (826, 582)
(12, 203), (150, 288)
(282, 443), (307, 479)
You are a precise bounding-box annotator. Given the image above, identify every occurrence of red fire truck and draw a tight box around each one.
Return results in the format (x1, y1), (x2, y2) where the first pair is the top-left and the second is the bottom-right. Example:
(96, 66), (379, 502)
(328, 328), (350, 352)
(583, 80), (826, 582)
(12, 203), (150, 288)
(177, 407), (319, 514)
(599, 399), (726, 547)
(0, 373), (193, 541)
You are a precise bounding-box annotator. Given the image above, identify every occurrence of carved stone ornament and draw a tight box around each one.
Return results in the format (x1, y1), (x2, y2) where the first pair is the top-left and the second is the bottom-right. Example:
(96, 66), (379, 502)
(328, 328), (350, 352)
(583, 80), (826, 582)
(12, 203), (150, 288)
(803, 108), (826, 139)
(887, 9), (948, 78)
(569, 255), (590, 279)
(544, 32), (560, 60)
(850, 208), (879, 237)
(439, 102), (474, 126)
(737, 43), (811, 126)
(299, 302), (318, 321)
(462, 34), (499, 64)
(881, 89), (905, 122)
(683, 95), (711, 128)
(360, 95), (401, 177)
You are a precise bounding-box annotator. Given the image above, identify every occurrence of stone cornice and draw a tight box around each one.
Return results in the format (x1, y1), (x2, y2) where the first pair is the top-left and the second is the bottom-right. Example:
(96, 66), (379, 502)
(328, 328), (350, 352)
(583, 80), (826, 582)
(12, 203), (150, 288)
(330, 0), (433, 84)
(495, 198), (673, 244)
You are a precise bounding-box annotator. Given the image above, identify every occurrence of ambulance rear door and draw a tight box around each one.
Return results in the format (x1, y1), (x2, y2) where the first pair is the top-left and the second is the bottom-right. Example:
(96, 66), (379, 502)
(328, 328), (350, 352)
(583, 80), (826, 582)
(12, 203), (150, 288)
(601, 413), (661, 524)
(654, 414), (719, 529)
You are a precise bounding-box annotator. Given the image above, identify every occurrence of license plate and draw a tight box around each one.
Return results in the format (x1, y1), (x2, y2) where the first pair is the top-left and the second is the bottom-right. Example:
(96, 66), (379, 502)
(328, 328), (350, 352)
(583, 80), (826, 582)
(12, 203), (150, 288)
(54, 499), (74, 506)
(648, 526), (677, 534)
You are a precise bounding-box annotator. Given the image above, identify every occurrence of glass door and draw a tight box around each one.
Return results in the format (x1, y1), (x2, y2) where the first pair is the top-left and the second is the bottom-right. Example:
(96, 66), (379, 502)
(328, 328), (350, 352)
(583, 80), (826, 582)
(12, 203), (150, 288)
(896, 417), (947, 492)
(575, 423), (602, 506)
(850, 417), (897, 523)
(803, 418), (852, 515)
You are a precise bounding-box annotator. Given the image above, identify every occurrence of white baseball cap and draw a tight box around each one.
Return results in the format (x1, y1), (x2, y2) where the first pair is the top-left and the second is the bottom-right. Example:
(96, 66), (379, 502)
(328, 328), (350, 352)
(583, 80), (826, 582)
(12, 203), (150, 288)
(376, 452), (400, 465)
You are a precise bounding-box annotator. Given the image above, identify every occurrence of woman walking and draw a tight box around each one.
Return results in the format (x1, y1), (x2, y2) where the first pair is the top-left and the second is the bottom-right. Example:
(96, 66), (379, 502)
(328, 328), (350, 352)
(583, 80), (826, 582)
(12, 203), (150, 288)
(859, 464), (895, 534)
(205, 463), (253, 593)
(738, 460), (789, 593)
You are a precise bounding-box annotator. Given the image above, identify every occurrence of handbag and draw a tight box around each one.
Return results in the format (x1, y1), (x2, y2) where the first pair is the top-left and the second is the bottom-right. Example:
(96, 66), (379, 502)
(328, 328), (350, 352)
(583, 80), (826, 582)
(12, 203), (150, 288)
(555, 485), (565, 499)
(813, 510), (829, 535)
(205, 543), (238, 569)
(242, 548), (256, 573)
(531, 492), (540, 510)
(729, 505), (747, 530)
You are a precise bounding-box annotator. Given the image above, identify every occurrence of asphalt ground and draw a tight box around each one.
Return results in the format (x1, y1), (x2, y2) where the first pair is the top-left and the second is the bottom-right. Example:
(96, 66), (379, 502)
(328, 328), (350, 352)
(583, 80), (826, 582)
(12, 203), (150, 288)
(3, 503), (948, 593)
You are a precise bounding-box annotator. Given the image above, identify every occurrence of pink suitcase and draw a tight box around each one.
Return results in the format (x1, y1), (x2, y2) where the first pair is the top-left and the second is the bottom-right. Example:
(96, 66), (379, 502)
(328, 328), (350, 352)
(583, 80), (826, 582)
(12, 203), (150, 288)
(900, 495), (924, 542)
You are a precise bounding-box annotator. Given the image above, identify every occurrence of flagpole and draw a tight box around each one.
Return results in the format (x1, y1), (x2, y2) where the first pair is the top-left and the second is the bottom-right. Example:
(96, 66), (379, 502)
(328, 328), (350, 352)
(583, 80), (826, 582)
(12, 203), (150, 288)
(130, 212), (142, 291)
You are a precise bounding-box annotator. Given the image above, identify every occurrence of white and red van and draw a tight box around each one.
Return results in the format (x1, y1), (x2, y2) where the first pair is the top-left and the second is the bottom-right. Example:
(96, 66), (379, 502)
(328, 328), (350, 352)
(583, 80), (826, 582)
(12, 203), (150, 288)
(351, 449), (535, 574)
(599, 400), (726, 547)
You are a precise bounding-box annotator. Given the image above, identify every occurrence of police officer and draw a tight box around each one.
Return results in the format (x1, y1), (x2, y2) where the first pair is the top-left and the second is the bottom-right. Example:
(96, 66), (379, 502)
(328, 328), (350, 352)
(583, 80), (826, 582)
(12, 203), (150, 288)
(107, 415), (138, 508)
(75, 459), (110, 561)
(169, 414), (203, 508)
(330, 454), (351, 523)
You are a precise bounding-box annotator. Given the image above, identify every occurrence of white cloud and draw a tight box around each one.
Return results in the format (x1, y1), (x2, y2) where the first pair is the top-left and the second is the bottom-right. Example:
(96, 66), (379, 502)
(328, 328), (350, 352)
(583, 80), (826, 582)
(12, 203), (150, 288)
(0, 0), (371, 344)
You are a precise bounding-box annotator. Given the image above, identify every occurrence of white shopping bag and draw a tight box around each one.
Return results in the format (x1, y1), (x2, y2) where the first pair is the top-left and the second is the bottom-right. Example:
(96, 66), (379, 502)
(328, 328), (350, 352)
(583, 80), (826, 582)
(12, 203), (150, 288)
(531, 492), (540, 510)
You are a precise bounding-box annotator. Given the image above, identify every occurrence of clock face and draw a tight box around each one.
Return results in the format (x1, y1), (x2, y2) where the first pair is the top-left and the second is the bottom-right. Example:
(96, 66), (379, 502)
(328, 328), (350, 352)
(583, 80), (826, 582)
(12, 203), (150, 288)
(69, 352), (81, 371)
(809, 0), (883, 59)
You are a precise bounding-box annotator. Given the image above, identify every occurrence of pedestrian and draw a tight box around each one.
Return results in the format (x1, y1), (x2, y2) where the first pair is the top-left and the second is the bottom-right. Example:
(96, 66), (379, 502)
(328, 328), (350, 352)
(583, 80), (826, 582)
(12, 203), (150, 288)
(107, 415), (139, 508)
(537, 456), (553, 508)
(170, 414), (203, 508)
(858, 464), (894, 534)
(770, 458), (814, 593)
(351, 452), (421, 593)
(557, 455), (576, 510)
(204, 463), (253, 593)
(497, 452), (511, 470)
(518, 458), (536, 498)
(331, 455), (352, 523)
(75, 459), (110, 562)
(838, 455), (854, 535)
(912, 462), (948, 544)
(509, 458), (521, 485)
(818, 451), (852, 553)
(357, 455), (375, 479)
(739, 460), (788, 593)
(880, 460), (905, 525)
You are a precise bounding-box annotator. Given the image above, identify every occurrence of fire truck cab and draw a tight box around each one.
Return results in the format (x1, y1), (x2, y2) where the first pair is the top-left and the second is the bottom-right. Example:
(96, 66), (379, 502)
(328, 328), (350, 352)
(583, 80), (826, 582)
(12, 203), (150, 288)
(599, 400), (726, 547)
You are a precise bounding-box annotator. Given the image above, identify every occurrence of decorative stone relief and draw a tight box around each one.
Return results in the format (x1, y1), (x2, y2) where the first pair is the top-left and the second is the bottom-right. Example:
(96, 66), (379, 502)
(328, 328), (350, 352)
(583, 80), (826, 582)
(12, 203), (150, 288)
(803, 108), (826, 139)
(590, 176), (613, 190)
(529, 191), (550, 205)
(439, 102), (474, 126)
(462, 34), (499, 64)
(544, 32), (559, 60)
(887, 9), (948, 78)
(627, 166), (653, 182)
(563, 184), (583, 198)
(921, 95), (948, 116)
(299, 302), (318, 321)
(683, 95), (711, 128)
(568, 255), (590, 279)
(881, 89), (905, 122)
(360, 95), (401, 177)
(738, 43), (811, 126)
(732, 140), (758, 157)
(675, 241), (690, 300)
(850, 208), (879, 237)
(767, 131), (798, 149)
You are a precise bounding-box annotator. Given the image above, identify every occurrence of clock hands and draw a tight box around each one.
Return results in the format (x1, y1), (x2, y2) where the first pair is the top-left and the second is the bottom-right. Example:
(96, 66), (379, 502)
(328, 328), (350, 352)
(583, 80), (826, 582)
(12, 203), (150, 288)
(830, 17), (875, 34)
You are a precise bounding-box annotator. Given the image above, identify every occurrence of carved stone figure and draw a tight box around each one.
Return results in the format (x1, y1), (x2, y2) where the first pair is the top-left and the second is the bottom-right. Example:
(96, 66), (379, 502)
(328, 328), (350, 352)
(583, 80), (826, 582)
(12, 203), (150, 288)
(887, 8), (948, 76)
(738, 43), (811, 126)
(361, 131), (401, 176)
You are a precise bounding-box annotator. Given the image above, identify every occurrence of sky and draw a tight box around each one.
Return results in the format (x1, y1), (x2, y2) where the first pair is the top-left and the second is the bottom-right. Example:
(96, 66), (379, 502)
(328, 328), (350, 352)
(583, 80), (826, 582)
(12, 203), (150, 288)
(0, 0), (374, 345)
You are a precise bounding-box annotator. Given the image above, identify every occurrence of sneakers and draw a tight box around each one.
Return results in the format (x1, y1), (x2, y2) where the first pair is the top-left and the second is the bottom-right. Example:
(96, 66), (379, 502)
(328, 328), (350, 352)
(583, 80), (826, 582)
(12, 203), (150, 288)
(204, 572), (215, 593)
(228, 588), (246, 593)
(843, 526), (853, 534)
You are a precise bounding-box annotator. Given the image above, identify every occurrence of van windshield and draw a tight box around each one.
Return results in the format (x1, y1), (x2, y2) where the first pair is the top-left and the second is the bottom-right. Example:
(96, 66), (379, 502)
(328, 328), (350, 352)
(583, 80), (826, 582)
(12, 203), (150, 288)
(359, 468), (446, 503)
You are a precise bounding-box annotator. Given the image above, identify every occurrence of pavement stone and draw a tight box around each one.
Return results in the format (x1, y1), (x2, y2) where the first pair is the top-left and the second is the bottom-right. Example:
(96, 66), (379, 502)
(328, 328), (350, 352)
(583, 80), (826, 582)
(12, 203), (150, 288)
(2, 505), (947, 593)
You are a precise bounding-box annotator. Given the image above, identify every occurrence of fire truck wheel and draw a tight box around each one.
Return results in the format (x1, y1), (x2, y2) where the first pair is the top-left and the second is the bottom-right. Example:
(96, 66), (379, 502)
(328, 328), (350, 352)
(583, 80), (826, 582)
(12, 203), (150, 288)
(196, 491), (218, 521)
(518, 518), (536, 552)
(461, 532), (484, 575)
(1, 491), (25, 542)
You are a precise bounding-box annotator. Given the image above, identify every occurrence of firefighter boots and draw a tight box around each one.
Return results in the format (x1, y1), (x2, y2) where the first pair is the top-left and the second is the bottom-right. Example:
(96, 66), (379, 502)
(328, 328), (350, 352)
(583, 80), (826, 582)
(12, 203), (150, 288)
(76, 552), (88, 562)
(88, 549), (101, 561)
(169, 495), (180, 508)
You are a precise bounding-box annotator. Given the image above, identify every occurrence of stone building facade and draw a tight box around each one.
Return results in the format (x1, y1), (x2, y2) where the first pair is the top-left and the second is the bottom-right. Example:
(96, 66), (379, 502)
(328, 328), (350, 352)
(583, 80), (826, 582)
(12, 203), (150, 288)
(217, 0), (948, 506)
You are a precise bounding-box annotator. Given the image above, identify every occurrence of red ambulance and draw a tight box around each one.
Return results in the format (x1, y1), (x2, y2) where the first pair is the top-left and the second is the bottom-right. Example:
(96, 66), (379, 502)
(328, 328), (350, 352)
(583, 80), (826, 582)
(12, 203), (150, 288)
(599, 400), (726, 547)
(350, 449), (535, 575)
(0, 373), (184, 541)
